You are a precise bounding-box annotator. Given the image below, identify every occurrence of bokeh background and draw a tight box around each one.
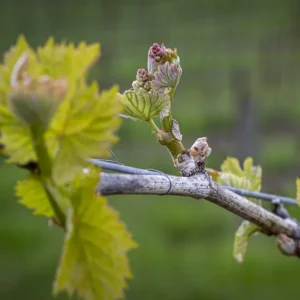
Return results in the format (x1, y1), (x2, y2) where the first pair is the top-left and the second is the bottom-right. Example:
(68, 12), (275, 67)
(0, 0), (300, 299)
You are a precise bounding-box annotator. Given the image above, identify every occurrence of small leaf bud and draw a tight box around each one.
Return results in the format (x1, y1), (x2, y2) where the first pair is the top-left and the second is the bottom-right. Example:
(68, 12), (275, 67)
(189, 137), (212, 162)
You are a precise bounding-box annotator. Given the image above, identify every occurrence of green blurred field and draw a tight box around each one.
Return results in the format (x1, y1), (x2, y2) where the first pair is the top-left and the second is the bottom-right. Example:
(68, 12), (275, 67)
(0, 0), (299, 299)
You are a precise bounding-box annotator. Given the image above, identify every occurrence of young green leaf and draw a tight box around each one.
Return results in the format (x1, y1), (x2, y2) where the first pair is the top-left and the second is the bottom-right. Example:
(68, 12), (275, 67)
(50, 84), (122, 185)
(121, 89), (169, 121)
(0, 104), (37, 164)
(296, 178), (300, 206)
(54, 168), (137, 300)
(220, 157), (243, 177)
(218, 157), (262, 196)
(16, 175), (54, 217)
(218, 157), (262, 263)
(242, 157), (262, 192)
(151, 61), (182, 93)
(0, 35), (34, 96)
(37, 38), (100, 82)
(233, 221), (259, 263)
(0, 36), (38, 164)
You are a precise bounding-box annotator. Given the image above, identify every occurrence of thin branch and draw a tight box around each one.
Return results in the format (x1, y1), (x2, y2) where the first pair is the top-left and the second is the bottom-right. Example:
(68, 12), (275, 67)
(98, 172), (300, 240)
(89, 158), (298, 206)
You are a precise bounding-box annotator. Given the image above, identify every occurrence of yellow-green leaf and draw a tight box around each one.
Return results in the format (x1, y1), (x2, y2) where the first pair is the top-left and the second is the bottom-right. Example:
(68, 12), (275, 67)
(50, 84), (122, 185)
(16, 175), (54, 217)
(0, 36), (104, 170)
(37, 38), (100, 82)
(121, 89), (169, 121)
(0, 104), (36, 164)
(0, 35), (32, 93)
(54, 168), (137, 300)
(218, 157), (262, 197)
(233, 221), (259, 263)
(220, 156), (243, 177)
(0, 36), (100, 106)
(219, 157), (262, 263)
(296, 178), (300, 206)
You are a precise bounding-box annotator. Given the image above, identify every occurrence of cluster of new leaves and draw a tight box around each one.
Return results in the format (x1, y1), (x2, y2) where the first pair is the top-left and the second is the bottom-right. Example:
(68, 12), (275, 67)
(218, 157), (262, 263)
(0, 36), (137, 299)
(121, 43), (183, 140)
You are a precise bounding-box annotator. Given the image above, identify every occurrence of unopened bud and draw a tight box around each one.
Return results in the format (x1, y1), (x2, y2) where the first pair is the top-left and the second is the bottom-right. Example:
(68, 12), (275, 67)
(132, 80), (140, 90)
(143, 81), (151, 91)
(136, 69), (147, 81)
(189, 137), (211, 162)
(9, 75), (68, 129)
(150, 43), (167, 61)
(147, 43), (182, 93)
(8, 53), (69, 129)
(148, 43), (167, 75)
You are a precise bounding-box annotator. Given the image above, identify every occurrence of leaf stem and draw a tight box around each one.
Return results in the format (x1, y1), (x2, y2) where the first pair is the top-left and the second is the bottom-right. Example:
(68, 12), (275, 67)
(29, 124), (66, 227)
(148, 118), (185, 161)
(147, 119), (159, 133)
(44, 183), (66, 227)
(30, 124), (52, 178)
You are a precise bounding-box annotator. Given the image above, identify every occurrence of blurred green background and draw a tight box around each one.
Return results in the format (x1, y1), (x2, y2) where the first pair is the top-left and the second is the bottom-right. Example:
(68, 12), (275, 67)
(0, 0), (300, 299)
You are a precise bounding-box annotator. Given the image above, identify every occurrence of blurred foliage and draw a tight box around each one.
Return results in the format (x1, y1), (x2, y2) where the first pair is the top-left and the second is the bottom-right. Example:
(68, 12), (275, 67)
(218, 157), (262, 193)
(0, 0), (299, 299)
(54, 168), (137, 300)
(0, 35), (136, 299)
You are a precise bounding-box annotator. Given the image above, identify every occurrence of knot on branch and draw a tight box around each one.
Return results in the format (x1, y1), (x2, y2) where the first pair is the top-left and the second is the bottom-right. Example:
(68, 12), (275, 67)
(272, 199), (300, 257)
(175, 150), (206, 177)
(175, 137), (211, 177)
(277, 234), (300, 258)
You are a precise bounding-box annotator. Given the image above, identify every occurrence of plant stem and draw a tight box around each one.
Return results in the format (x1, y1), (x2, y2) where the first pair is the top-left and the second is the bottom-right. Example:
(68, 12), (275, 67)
(29, 124), (66, 227)
(148, 119), (159, 133)
(44, 183), (66, 227)
(165, 139), (185, 160)
(30, 124), (52, 178)
(148, 118), (185, 161)
(147, 115), (218, 175)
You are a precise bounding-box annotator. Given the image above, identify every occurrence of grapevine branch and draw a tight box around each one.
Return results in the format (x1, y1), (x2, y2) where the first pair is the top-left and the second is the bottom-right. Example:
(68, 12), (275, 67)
(89, 158), (298, 206)
(98, 172), (300, 239)
(93, 157), (300, 257)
